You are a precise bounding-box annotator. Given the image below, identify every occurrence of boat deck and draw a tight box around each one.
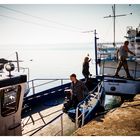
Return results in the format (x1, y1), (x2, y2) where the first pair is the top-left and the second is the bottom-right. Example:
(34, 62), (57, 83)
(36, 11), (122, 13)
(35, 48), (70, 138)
(100, 60), (140, 79)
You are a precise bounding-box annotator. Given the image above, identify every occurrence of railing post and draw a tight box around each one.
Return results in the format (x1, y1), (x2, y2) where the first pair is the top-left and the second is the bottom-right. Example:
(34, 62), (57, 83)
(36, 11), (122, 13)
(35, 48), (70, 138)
(61, 79), (63, 86)
(134, 61), (137, 79)
(60, 115), (63, 136)
(81, 101), (85, 126)
(75, 107), (79, 129)
(31, 80), (35, 95)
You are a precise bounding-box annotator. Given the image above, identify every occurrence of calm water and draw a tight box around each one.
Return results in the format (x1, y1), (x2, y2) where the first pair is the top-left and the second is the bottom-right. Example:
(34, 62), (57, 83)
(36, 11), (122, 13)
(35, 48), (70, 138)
(0, 43), (95, 79)
(0, 43), (121, 105)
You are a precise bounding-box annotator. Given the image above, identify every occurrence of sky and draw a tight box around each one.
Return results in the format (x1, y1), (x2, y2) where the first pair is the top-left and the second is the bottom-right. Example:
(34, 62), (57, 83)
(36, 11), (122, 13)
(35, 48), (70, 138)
(0, 4), (140, 45)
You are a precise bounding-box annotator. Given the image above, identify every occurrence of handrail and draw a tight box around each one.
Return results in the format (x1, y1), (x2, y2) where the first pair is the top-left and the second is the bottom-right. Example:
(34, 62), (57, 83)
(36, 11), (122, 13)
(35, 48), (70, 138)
(76, 82), (100, 108)
(22, 109), (62, 127)
(101, 59), (140, 79)
(30, 113), (63, 136)
(75, 81), (103, 129)
(22, 112), (64, 136)
(26, 78), (70, 96)
(28, 79), (59, 90)
(27, 78), (70, 83)
(102, 66), (140, 72)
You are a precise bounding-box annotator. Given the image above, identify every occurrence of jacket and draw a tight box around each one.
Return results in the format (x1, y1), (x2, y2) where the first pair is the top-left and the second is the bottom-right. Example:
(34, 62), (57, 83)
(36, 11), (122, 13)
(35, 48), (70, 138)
(70, 80), (88, 102)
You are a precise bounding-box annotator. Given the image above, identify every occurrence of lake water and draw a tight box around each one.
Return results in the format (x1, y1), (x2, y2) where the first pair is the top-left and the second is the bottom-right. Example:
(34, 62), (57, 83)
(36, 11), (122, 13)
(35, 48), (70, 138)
(0, 43), (121, 105)
(0, 43), (95, 79)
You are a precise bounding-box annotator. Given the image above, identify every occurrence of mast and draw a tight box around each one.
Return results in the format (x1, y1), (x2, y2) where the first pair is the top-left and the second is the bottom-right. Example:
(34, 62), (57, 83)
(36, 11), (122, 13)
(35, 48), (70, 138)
(104, 4), (132, 47)
(113, 4), (115, 47)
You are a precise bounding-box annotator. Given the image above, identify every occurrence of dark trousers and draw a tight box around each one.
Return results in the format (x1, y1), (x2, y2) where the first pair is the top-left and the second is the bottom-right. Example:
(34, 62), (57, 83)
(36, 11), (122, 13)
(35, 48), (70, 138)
(115, 56), (131, 77)
(82, 73), (89, 82)
(72, 95), (79, 109)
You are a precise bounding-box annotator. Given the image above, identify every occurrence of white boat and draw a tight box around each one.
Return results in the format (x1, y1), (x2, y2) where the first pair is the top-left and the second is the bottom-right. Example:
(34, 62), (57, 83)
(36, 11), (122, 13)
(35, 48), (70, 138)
(103, 75), (140, 99)
(99, 24), (140, 79)
(0, 62), (27, 136)
(96, 24), (140, 99)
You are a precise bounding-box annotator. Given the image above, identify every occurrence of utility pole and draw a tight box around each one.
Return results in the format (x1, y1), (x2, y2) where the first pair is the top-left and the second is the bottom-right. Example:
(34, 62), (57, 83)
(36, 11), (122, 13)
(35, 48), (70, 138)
(94, 30), (99, 76)
(104, 4), (132, 47)
(113, 4), (116, 47)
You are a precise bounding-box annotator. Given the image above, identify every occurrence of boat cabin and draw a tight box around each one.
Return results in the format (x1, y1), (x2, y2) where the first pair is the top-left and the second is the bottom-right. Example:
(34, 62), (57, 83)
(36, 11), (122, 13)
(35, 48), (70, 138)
(0, 62), (27, 136)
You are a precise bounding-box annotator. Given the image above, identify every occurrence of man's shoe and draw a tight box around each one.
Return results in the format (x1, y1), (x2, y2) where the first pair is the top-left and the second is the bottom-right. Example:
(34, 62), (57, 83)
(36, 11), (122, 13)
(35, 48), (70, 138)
(114, 74), (119, 77)
(127, 76), (133, 79)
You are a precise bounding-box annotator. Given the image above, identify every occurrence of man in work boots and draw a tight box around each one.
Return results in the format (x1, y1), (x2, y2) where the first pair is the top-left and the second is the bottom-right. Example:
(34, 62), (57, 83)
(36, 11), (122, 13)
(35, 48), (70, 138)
(114, 41), (135, 79)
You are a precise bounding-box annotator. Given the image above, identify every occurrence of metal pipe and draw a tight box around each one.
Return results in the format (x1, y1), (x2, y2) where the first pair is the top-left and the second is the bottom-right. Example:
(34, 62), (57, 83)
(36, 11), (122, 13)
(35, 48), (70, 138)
(60, 115), (63, 136)
(28, 78), (69, 83)
(94, 29), (98, 76)
(113, 4), (116, 47)
(61, 79), (63, 86)
(31, 80), (35, 95)
(134, 61), (137, 79)
(81, 102), (85, 126)
(16, 52), (20, 72)
(75, 107), (79, 129)
(29, 113), (63, 136)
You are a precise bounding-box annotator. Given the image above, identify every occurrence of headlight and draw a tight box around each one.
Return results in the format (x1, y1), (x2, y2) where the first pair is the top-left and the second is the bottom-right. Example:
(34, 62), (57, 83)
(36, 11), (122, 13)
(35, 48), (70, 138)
(5, 63), (15, 72)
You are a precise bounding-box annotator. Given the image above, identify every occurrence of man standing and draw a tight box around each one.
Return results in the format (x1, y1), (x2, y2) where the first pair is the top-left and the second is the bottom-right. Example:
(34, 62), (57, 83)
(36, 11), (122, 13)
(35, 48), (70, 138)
(70, 74), (88, 108)
(114, 41), (135, 78)
(82, 56), (91, 81)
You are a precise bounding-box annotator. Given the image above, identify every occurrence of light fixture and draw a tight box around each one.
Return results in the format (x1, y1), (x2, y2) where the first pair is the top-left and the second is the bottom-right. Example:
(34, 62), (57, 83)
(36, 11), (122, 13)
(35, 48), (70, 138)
(5, 63), (15, 77)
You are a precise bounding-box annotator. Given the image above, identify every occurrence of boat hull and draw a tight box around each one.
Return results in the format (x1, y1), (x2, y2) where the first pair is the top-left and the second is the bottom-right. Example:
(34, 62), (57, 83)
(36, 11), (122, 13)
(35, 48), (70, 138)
(104, 75), (140, 96)
(64, 80), (105, 124)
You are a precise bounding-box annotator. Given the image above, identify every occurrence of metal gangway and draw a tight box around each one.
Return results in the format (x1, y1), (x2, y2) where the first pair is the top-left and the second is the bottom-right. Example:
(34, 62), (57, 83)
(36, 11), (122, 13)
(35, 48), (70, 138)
(22, 110), (64, 136)
(75, 82), (104, 129)
(22, 78), (73, 136)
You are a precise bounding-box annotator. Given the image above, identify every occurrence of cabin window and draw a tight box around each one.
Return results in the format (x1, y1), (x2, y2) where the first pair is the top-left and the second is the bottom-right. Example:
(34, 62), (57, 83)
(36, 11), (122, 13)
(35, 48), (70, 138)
(1, 85), (21, 117)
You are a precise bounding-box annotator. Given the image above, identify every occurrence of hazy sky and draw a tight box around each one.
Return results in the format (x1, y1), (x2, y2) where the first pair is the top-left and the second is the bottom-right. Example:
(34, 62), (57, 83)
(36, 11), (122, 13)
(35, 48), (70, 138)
(0, 4), (140, 45)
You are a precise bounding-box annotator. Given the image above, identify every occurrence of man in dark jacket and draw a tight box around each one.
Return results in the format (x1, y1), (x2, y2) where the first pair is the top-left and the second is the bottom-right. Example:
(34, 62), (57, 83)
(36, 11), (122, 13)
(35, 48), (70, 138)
(82, 56), (91, 82)
(70, 74), (88, 108)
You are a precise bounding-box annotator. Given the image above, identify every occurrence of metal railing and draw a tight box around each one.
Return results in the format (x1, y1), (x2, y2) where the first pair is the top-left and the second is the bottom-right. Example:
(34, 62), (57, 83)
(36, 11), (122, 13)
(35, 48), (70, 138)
(26, 78), (70, 96)
(101, 59), (140, 79)
(22, 110), (64, 136)
(75, 81), (103, 129)
(22, 78), (72, 135)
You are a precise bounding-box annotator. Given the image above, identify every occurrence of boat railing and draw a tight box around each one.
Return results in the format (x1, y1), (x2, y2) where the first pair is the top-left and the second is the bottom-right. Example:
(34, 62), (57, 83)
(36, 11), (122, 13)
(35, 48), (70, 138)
(26, 78), (70, 96)
(101, 59), (140, 79)
(22, 111), (64, 136)
(75, 81), (103, 129)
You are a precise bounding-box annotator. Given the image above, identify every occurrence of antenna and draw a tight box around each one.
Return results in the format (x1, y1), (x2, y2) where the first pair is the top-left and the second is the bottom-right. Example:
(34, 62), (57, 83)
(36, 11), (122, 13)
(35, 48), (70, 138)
(104, 4), (132, 47)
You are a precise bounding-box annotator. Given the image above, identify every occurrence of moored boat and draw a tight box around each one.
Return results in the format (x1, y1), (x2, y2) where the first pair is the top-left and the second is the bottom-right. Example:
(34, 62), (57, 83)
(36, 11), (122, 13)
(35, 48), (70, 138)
(0, 62), (27, 136)
(63, 79), (105, 127)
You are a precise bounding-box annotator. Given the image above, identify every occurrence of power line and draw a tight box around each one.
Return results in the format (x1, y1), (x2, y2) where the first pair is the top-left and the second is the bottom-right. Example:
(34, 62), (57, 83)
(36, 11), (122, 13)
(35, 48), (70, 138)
(0, 14), (81, 33)
(0, 5), (84, 31)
